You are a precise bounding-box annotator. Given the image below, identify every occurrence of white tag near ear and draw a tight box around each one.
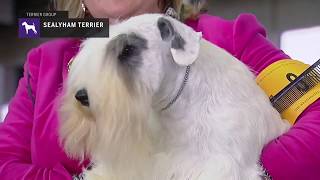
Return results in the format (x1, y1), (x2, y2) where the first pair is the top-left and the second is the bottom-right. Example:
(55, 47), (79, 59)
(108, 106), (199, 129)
(170, 32), (202, 66)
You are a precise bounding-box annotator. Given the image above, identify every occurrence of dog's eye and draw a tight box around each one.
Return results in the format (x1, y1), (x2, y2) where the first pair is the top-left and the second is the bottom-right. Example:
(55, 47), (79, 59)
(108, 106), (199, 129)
(118, 44), (136, 62)
(75, 88), (89, 107)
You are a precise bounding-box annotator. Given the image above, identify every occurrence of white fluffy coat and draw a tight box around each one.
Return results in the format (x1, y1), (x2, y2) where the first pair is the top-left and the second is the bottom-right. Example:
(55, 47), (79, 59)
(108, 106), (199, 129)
(59, 14), (289, 180)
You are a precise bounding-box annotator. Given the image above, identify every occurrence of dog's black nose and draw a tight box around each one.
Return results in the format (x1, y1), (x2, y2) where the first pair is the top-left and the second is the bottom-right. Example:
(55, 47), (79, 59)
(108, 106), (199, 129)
(75, 88), (89, 106)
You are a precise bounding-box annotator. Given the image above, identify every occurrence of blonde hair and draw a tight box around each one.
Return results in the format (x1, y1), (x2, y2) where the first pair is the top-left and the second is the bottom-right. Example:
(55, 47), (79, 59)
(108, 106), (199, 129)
(53, 0), (206, 20)
(53, 0), (83, 18)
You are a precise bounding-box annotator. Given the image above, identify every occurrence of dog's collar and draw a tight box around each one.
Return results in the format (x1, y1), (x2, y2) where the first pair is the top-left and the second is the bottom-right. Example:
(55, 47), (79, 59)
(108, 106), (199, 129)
(161, 65), (191, 111)
(161, 8), (189, 111)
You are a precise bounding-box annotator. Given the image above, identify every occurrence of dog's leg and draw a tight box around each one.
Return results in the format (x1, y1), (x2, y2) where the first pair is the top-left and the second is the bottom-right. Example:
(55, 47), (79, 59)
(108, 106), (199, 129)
(154, 152), (262, 180)
(197, 156), (262, 180)
(83, 163), (115, 180)
(152, 152), (216, 180)
(83, 160), (152, 180)
(32, 27), (37, 34)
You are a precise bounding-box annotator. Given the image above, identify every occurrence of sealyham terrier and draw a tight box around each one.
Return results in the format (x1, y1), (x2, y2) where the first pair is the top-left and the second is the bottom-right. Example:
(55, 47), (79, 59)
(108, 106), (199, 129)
(59, 14), (290, 180)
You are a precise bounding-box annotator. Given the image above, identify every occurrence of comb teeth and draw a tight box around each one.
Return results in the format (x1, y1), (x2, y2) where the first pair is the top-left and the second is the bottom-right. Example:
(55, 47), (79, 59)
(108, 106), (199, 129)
(271, 59), (320, 113)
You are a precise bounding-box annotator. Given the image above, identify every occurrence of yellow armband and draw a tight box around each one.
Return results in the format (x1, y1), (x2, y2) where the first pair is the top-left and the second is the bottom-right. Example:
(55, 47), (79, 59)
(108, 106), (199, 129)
(256, 59), (320, 124)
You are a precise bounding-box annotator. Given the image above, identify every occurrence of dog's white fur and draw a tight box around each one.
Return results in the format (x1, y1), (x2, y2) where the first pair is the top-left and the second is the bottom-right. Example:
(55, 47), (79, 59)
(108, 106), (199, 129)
(22, 22), (37, 34)
(59, 14), (290, 180)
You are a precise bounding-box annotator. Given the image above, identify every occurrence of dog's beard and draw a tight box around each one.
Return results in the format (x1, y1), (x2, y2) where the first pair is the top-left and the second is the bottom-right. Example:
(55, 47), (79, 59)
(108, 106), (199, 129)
(59, 63), (155, 177)
(96, 71), (154, 166)
(59, 90), (97, 161)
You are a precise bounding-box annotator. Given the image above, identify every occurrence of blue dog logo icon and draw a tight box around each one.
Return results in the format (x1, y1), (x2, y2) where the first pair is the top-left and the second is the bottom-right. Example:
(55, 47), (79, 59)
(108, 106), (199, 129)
(21, 21), (38, 35)
(19, 18), (40, 38)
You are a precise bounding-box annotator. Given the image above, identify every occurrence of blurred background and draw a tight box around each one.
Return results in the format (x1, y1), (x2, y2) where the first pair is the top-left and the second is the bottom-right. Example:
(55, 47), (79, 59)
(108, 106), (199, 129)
(0, 0), (320, 122)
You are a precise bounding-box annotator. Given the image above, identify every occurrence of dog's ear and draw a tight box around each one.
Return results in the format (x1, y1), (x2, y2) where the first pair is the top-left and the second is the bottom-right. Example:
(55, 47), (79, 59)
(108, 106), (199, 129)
(157, 17), (202, 66)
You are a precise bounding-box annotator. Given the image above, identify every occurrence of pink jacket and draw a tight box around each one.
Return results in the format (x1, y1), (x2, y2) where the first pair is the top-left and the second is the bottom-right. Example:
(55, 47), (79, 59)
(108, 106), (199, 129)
(0, 13), (319, 180)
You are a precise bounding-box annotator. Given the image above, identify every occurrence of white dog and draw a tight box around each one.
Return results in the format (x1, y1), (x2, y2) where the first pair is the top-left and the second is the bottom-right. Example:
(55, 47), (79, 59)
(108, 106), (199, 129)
(22, 21), (37, 35)
(59, 14), (289, 180)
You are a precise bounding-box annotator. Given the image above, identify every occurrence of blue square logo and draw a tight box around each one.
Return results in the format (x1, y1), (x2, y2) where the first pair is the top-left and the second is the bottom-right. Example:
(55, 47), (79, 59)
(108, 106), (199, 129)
(18, 18), (40, 38)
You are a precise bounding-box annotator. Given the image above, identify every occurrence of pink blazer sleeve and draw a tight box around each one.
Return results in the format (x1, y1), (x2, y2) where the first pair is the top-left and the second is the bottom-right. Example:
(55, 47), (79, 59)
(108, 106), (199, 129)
(187, 13), (320, 179)
(0, 48), (72, 180)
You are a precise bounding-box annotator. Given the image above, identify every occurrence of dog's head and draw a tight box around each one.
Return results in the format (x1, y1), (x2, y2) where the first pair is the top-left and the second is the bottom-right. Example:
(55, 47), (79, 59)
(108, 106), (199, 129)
(59, 14), (202, 160)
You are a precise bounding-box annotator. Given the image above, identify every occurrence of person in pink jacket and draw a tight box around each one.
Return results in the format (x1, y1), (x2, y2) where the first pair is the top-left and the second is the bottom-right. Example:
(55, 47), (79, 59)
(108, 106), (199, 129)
(0, 0), (319, 179)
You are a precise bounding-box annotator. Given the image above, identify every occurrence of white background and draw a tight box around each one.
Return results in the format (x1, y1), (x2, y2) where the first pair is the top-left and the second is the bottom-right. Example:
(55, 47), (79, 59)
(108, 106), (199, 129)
(281, 26), (320, 65)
